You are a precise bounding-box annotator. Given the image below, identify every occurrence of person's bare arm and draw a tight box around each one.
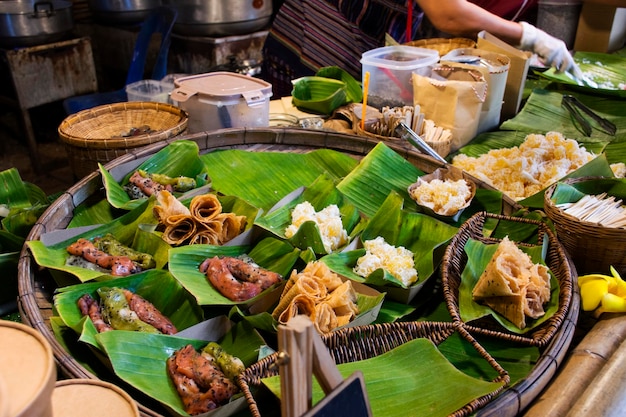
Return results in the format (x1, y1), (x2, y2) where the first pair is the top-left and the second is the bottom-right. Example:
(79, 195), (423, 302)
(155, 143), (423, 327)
(417, 0), (524, 45)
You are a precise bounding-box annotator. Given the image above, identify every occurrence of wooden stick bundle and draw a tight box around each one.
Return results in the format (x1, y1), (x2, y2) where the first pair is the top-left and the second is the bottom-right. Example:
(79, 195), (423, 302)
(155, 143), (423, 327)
(557, 193), (626, 228)
(365, 105), (452, 145)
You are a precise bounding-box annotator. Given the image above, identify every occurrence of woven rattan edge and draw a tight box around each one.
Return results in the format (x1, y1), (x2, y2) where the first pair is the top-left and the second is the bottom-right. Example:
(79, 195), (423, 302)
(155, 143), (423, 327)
(236, 321), (510, 417)
(441, 211), (574, 348)
(544, 176), (626, 275)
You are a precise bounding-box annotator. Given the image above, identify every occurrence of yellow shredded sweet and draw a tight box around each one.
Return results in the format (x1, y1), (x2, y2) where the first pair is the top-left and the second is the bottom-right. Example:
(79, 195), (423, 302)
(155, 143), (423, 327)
(451, 132), (595, 200)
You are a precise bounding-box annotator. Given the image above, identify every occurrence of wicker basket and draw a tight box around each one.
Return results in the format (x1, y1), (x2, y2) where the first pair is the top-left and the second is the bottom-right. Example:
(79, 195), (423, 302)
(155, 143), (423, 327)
(544, 176), (626, 277)
(237, 321), (509, 417)
(58, 101), (188, 179)
(405, 38), (477, 56)
(441, 212), (574, 347)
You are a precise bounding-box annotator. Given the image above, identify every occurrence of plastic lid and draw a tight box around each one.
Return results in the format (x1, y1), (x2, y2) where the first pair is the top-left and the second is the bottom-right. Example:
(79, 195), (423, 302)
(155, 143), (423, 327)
(0, 321), (56, 417)
(360, 46), (439, 70)
(52, 379), (140, 417)
(171, 71), (273, 104)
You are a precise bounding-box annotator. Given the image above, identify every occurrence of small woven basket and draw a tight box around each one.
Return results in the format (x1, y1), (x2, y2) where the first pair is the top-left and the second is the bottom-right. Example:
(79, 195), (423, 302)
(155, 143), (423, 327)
(544, 176), (626, 276)
(237, 321), (509, 417)
(405, 38), (477, 56)
(58, 101), (188, 179)
(441, 212), (574, 347)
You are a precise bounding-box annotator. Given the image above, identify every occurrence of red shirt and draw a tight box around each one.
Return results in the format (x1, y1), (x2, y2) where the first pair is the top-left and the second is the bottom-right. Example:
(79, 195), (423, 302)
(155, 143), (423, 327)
(470, 0), (539, 21)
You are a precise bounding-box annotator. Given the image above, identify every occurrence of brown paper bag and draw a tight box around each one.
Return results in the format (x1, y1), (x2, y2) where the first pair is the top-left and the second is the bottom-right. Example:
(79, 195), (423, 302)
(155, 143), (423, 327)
(477, 31), (531, 122)
(412, 63), (487, 152)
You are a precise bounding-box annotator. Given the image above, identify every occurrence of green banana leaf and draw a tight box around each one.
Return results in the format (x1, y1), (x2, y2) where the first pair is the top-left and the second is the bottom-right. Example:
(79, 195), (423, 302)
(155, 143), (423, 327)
(100, 140), (210, 211)
(0, 167), (32, 210)
(68, 197), (127, 229)
(27, 198), (164, 283)
(316, 66), (364, 103)
(442, 332), (540, 385)
(321, 192), (457, 303)
(201, 148), (358, 212)
(1, 167), (52, 239)
(53, 269), (204, 349)
(0, 230), (24, 253)
(96, 321), (266, 417)
(262, 337), (504, 417)
(549, 177), (626, 205)
(500, 89), (626, 142)
(168, 238), (299, 306)
(336, 142), (425, 218)
(50, 316), (106, 377)
(458, 237), (559, 334)
(538, 52), (626, 98)
(254, 173), (363, 255)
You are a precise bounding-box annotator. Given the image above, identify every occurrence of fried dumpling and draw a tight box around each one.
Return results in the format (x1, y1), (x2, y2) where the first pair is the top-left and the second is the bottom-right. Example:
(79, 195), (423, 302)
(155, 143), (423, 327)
(472, 236), (551, 329)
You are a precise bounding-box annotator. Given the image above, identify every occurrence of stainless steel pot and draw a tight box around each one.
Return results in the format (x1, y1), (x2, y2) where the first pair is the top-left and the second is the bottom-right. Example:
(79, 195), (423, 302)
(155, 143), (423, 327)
(162, 0), (273, 37)
(0, 0), (74, 47)
(87, 0), (163, 24)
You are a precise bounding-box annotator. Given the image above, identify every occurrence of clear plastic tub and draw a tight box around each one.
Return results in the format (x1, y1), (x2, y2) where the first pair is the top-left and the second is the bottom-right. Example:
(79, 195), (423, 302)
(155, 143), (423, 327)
(170, 72), (273, 133)
(125, 79), (173, 103)
(360, 45), (439, 108)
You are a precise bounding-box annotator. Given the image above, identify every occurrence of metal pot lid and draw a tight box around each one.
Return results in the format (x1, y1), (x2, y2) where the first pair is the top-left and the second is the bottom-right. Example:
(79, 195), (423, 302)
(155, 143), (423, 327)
(0, 0), (73, 14)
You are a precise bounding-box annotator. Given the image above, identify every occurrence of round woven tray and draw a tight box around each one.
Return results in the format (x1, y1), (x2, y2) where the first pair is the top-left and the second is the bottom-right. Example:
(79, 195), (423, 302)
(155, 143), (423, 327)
(544, 176), (626, 277)
(405, 37), (477, 56)
(58, 101), (188, 180)
(18, 127), (576, 417)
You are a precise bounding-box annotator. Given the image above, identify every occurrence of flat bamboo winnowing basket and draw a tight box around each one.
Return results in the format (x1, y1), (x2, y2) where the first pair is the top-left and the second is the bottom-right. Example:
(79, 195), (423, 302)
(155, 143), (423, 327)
(544, 176), (626, 277)
(237, 321), (509, 417)
(441, 211), (575, 347)
(58, 101), (188, 180)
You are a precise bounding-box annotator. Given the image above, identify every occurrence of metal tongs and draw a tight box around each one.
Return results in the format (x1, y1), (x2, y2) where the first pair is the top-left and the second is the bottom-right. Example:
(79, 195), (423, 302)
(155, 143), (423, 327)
(561, 95), (617, 137)
(395, 121), (448, 164)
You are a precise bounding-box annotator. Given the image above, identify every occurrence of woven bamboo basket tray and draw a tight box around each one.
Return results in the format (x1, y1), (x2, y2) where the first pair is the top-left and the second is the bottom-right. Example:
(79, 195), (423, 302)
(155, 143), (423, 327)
(237, 321), (509, 417)
(58, 101), (188, 180)
(405, 38), (477, 56)
(18, 128), (574, 417)
(441, 211), (574, 347)
(544, 176), (626, 277)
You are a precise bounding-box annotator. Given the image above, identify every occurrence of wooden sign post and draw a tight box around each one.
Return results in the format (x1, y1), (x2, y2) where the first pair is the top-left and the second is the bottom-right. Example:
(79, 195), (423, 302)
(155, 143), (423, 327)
(277, 315), (372, 417)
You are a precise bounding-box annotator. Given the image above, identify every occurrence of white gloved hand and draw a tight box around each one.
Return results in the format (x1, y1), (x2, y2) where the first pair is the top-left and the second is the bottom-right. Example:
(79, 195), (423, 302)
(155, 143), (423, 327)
(518, 21), (582, 78)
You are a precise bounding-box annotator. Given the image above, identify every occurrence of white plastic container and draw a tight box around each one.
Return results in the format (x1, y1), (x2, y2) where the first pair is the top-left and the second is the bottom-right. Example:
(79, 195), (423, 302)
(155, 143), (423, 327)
(125, 79), (173, 104)
(360, 45), (439, 108)
(170, 72), (273, 133)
